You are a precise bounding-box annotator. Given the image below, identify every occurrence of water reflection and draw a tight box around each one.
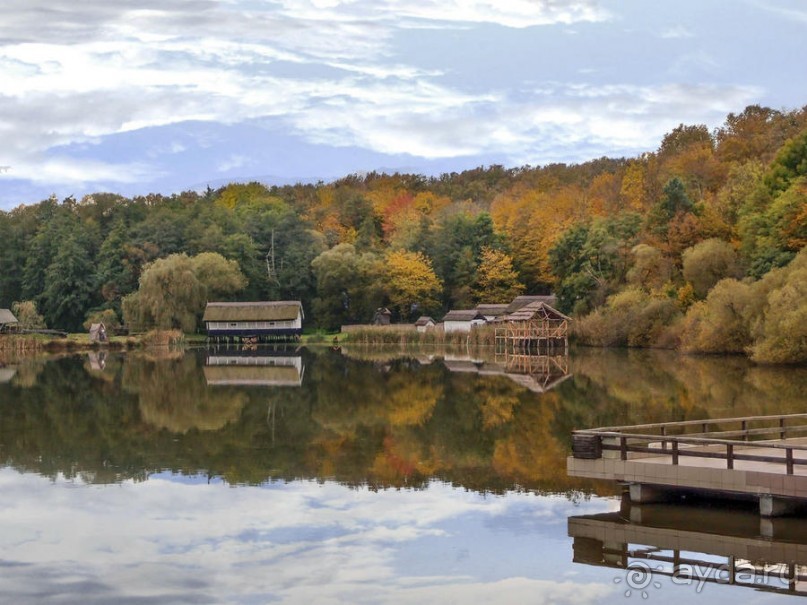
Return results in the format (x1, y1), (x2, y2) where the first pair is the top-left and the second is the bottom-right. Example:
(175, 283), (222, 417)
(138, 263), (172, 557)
(0, 364), (16, 383)
(0, 347), (805, 495)
(204, 345), (305, 387)
(569, 498), (807, 597)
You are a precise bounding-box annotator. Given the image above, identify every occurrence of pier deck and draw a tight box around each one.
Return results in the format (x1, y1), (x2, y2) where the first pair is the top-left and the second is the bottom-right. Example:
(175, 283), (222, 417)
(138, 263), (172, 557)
(568, 414), (807, 516)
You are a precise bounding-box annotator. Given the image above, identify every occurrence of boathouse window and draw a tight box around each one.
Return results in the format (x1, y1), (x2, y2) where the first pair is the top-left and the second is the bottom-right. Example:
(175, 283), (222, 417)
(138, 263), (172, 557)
(229, 322), (237, 327)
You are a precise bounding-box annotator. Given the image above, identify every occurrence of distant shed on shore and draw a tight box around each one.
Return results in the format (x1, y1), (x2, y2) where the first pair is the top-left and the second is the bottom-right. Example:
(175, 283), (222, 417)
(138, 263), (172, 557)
(414, 316), (436, 332)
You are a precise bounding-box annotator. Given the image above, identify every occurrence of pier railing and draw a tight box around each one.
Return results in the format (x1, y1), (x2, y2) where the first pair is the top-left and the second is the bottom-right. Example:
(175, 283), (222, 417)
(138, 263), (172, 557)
(572, 413), (807, 475)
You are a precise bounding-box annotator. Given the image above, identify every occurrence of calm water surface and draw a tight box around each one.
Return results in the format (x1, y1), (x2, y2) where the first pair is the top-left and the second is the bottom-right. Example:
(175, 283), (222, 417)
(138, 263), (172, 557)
(0, 346), (805, 604)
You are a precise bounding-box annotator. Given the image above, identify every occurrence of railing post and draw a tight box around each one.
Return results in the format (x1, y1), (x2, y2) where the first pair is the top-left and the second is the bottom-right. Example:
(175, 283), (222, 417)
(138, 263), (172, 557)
(741, 420), (748, 442)
(727, 444), (734, 469)
(780, 417), (786, 440)
(672, 441), (679, 465)
(787, 448), (794, 475)
(620, 436), (627, 461)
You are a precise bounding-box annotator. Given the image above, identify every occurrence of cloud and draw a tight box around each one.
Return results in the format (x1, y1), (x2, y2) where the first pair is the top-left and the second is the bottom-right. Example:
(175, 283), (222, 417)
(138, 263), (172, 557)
(274, 0), (611, 29)
(660, 25), (694, 39)
(216, 154), (252, 172)
(0, 470), (615, 604)
(290, 81), (761, 163)
(746, 0), (807, 24)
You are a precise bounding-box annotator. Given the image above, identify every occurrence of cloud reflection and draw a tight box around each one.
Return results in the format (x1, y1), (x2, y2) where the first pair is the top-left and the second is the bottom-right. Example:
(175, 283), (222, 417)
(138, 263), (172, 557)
(0, 469), (614, 604)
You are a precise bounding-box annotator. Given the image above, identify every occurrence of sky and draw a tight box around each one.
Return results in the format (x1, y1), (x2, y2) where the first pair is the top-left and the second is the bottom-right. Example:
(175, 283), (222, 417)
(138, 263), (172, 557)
(0, 0), (806, 209)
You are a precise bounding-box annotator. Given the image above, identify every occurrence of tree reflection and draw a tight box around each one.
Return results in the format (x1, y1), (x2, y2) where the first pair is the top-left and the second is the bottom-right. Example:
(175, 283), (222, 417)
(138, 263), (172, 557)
(124, 354), (247, 433)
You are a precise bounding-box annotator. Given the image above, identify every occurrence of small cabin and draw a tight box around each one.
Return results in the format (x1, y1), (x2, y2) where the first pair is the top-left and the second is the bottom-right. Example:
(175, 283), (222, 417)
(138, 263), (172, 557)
(414, 316), (436, 333)
(0, 309), (19, 333)
(203, 301), (304, 339)
(373, 307), (392, 325)
(443, 310), (487, 333)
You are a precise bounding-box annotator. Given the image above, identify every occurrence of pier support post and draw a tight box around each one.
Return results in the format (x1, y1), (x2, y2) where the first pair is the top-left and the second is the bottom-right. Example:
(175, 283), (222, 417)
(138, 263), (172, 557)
(759, 495), (801, 517)
(628, 483), (670, 504)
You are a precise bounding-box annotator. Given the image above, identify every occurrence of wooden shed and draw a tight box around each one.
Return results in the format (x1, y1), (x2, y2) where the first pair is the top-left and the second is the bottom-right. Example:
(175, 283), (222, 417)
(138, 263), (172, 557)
(203, 301), (303, 340)
(0, 309), (19, 333)
(443, 310), (487, 333)
(373, 307), (392, 325)
(89, 323), (108, 342)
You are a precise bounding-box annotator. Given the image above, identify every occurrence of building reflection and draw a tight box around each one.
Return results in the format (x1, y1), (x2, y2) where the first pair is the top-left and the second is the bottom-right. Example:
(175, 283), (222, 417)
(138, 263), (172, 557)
(568, 497), (807, 596)
(0, 364), (16, 383)
(441, 351), (571, 394)
(204, 345), (305, 387)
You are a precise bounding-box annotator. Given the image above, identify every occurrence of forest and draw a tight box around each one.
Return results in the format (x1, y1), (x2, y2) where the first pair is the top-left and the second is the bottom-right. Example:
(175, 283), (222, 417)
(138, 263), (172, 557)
(0, 104), (806, 362)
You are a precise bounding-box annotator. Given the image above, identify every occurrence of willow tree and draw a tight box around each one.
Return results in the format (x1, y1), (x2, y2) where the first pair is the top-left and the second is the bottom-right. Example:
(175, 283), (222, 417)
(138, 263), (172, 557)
(123, 252), (246, 333)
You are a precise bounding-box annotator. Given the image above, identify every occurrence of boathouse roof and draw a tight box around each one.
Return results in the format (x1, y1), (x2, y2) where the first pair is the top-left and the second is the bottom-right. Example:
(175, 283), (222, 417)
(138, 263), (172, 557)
(506, 301), (571, 322)
(203, 301), (303, 322)
(505, 295), (557, 314)
(476, 304), (508, 316)
(443, 309), (486, 322)
(414, 316), (435, 327)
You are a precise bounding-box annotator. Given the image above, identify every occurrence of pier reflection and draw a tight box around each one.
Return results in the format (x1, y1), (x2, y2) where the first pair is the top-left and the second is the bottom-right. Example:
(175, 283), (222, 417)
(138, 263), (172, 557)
(204, 345), (305, 387)
(568, 497), (807, 596)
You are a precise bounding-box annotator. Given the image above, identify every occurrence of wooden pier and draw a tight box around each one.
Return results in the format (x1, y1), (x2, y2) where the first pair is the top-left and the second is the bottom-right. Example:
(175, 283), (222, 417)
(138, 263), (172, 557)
(568, 414), (807, 516)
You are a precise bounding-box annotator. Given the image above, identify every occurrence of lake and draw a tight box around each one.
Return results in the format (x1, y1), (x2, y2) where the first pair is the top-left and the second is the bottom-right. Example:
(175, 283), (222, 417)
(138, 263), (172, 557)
(0, 345), (805, 604)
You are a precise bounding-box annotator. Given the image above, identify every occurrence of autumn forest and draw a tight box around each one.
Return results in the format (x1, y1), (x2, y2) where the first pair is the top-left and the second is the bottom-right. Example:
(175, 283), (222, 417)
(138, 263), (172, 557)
(1, 104), (806, 362)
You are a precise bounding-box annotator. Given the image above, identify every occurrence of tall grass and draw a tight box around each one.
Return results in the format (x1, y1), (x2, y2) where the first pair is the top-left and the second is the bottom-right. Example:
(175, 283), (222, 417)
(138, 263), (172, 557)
(0, 335), (46, 353)
(140, 330), (185, 348)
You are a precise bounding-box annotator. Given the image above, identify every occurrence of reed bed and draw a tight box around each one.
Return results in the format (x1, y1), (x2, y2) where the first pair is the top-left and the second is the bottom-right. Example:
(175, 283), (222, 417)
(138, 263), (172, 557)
(341, 325), (498, 346)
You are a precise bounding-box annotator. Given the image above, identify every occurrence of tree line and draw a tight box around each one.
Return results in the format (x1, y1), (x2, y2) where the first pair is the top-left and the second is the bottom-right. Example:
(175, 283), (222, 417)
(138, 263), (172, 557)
(0, 104), (805, 360)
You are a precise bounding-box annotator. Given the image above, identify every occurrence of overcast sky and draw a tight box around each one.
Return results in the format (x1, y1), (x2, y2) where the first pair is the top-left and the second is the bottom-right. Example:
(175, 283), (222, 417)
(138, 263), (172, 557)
(0, 0), (805, 208)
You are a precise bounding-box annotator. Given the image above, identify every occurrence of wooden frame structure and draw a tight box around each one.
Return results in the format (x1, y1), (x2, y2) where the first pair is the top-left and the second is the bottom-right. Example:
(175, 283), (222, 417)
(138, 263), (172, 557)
(495, 301), (570, 351)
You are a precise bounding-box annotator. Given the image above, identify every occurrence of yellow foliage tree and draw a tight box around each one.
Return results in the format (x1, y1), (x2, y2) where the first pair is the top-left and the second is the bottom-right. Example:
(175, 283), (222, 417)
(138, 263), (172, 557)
(384, 250), (442, 320)
(473, 247), (525, 303)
